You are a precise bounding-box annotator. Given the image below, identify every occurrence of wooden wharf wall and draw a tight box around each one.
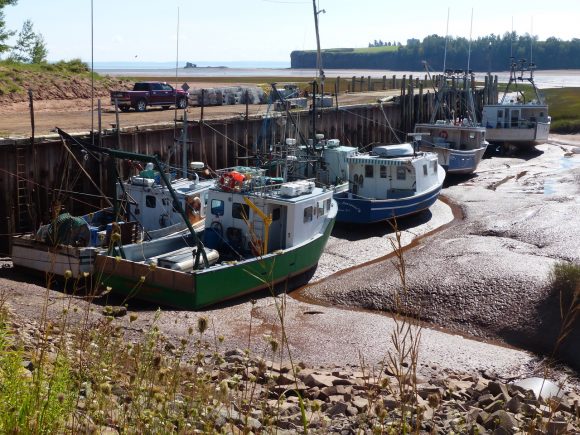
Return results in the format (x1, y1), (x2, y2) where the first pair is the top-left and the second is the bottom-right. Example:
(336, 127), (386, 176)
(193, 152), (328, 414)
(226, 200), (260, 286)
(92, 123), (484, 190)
(0, 74), (498, 254)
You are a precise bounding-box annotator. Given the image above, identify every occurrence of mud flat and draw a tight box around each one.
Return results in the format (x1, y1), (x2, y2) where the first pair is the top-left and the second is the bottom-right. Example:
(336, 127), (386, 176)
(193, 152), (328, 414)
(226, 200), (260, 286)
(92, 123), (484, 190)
(303, 136), (580, 372)
(0, 136), (579, 390)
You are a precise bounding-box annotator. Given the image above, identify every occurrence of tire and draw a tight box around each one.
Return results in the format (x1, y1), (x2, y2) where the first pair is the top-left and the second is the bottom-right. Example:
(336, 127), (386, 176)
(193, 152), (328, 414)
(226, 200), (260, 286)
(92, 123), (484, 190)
(135, 99), (147, 112)
(120, 106), (130, 112)
(177, 97), (187, 109)
(162, 105), (170, 110)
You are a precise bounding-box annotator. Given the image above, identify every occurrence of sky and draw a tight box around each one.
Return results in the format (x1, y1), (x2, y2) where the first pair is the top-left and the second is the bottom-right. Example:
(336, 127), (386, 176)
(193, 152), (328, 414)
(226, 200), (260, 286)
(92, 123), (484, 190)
(2, 0), (579, 64)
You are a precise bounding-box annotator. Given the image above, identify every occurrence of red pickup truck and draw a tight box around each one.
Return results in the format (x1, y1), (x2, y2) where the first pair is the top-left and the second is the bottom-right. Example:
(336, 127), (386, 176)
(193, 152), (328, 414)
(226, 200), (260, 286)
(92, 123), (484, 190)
(110, 82), (188, 112)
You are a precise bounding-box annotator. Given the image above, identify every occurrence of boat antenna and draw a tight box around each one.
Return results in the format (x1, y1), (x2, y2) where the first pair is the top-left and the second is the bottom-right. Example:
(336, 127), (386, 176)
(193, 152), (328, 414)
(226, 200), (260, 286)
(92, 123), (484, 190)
(90, 0), (94, 146)
(530, 16), (533, 65)
(467, 8), (473, 73)
(443, 7), (449, 72)
(312, 0), (325, 92)
(510, 16), (514, 59)
(172, 6), (180, 168)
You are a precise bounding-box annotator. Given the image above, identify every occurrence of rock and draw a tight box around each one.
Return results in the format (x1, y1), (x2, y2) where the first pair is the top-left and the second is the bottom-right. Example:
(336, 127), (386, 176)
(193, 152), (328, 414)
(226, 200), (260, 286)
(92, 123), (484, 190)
(351, 397), (368, 412)
(418, 384), (444, 400)
(325, 401), (348, 417)
(488, 381), (511, 401)
(484, 410), (518, 433)
(478, 393), (495, 407)
(20, 360), (34, 371)
(546, 418), (570, 435)
(505, 395), (522, 413)
(303, 373), (338, 388)
(276, 373), (295, 385)
(484, 399), (505, 413)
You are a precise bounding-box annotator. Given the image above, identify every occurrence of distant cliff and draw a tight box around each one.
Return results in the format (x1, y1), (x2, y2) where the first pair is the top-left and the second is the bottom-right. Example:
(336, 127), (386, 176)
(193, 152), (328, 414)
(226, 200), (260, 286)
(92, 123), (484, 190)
(291, 34), (580, 71)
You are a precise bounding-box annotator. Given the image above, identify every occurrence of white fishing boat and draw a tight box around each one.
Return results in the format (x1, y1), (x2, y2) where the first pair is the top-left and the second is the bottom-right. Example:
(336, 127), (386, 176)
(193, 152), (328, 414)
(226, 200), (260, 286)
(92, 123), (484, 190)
(334, 142), (445, 223)
(96, 167), (337, 309)
(414, 70), (488, 174)
(482, 58), (550, 148)
(11, 132), (213, 278)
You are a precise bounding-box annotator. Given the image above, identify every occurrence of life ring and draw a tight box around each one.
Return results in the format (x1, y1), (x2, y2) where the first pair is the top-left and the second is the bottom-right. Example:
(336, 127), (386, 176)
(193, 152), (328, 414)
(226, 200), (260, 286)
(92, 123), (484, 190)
(218, 171), (245, 192)
(439, 130), (449, 140)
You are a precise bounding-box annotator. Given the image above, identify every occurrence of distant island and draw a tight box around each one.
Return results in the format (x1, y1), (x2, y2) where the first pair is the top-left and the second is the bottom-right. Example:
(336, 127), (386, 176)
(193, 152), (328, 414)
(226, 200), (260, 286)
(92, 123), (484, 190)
(291, 33), (580, 71)
(183, 62), (229, 69)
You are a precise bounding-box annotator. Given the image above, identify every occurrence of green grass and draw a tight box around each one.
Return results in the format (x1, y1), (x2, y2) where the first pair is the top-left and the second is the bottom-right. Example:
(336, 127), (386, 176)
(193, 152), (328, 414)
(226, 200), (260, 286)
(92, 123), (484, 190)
(0, 59), (105, 96)
(352, 45), (399, 54)
(544, 88), (580, 133)
(0, 314), (76, 433)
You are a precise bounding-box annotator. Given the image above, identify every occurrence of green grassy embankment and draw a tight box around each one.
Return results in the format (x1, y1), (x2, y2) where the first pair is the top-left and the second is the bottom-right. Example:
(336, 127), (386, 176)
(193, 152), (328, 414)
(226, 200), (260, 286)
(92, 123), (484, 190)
(0, 59), (130, 103)
(543, 87), (580, 133)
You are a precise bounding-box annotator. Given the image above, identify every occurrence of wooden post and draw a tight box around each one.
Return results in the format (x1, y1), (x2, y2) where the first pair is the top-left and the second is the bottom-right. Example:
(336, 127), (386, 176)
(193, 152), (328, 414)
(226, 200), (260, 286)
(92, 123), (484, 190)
(359, 76), (364, 92)
(367, 76), (371, 92)
(244, 89), (249, 162)
(418, 83), (423, 123)
(392, 75), (396, 89)
(351, 76), (355, 93)
(382, 75), (386, 90)
(200, 89), (205, 162)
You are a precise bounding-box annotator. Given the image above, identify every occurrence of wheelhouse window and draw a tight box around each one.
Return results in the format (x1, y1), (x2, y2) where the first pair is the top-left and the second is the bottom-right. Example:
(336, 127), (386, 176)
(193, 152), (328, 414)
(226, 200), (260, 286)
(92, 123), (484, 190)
(325, 198), (331, 211)
(303, 206), (313, 223)
(365, 165), (374, 178)
(272, 208), (281, 221)
(432, 161), (438, 173)
(232, 202), (249, 220)
(145, 195), (156, 208)
(396, 167), (406, 180)
(423, 165), (428, 176)
(380, 165), (387, 178)
(211, 199), (224, 216)
(317, 201), (325, 217)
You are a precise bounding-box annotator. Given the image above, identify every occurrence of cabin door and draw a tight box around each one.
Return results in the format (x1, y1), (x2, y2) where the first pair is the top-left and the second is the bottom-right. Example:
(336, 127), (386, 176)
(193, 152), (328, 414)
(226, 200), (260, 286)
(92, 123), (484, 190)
(268, 205), (286, 251)
(510, 109), (519, 128)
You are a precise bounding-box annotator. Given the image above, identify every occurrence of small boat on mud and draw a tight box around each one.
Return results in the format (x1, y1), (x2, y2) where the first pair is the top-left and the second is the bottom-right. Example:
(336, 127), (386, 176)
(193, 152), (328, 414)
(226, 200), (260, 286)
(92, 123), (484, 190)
(334, 142), (445, 224)
(414, 70), (488, 174)
(11, 132), (213, 279)
(482, 58), (551, 148)
(96, 167), (337, 309)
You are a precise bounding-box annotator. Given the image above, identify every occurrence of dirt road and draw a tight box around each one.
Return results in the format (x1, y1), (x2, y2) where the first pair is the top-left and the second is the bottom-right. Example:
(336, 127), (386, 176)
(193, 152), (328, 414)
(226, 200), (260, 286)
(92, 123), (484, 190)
(0, 89), (396, 137)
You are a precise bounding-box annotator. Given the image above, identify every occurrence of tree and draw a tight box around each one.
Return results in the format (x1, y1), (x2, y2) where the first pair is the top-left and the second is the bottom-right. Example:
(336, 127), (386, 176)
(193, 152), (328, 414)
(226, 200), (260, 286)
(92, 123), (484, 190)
(10, 19), (46, 63)
(31, 33), (47, 63)
(0, 0), (17, 55)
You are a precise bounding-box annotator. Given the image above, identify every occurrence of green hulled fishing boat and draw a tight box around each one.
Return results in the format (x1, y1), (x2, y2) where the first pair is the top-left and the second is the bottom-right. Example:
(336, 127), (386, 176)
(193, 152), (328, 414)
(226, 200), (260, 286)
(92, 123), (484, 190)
(96, 167), (337, 309)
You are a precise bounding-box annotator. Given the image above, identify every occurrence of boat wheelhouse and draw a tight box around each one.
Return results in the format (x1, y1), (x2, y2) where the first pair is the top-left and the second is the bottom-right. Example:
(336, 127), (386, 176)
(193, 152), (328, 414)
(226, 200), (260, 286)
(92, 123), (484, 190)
(334, 143), (445, 224)
(414, 121), (488, 174)
(482, 58), (551, 147)
(414, 70), (488, 174)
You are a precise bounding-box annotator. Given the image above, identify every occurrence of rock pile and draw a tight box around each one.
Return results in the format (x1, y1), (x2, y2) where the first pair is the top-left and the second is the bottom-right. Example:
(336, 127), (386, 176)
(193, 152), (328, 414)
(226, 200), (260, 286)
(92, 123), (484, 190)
(4, 308), (579, 434)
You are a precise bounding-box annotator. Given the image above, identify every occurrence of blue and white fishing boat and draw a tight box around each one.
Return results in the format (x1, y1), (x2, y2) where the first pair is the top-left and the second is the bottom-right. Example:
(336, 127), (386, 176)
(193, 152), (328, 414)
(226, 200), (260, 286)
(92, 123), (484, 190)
(414, 71), (488, 174)
(334, 142), (445, 224)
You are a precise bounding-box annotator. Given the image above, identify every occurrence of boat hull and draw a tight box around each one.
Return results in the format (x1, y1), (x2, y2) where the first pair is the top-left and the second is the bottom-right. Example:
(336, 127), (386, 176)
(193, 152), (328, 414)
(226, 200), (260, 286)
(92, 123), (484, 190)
(334, 181), (443, 224)
(484, 121), (550, 147)
(95, 214), (336, 310)
(418, 144), (487, 174)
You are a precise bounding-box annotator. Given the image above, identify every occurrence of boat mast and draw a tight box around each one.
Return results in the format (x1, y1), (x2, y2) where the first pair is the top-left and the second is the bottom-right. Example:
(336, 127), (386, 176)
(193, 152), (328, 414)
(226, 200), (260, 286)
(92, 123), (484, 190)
(311, 0), (325, 147)
(443, 7), (449, 73)
(312, 0), (325, 94)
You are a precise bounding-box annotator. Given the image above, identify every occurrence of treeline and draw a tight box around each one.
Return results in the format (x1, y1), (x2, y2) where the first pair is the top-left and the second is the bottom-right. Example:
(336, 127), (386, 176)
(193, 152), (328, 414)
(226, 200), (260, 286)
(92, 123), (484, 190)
(0, 0), (48, 63)
(291, 33), (580, 71)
